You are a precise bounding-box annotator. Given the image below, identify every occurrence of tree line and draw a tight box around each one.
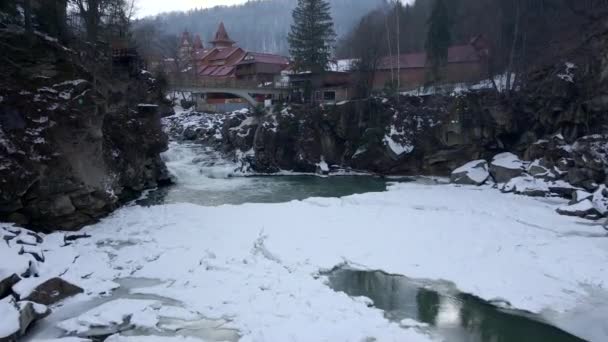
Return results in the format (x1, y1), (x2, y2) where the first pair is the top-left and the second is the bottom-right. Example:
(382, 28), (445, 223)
(337, 0), (608, 96)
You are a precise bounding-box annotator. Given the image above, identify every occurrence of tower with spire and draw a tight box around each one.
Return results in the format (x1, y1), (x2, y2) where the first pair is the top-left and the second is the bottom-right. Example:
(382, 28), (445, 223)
(210, 22), (235, 49)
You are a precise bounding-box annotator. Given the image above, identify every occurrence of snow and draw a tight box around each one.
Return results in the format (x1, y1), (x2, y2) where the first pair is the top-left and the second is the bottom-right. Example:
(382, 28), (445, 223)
(57, 299), (161, 336)
(383, 125), (414, 156)
(105, 336), (202, 342)
(558, 199), (595, 213)
(491, 152), (524, 170)
(0, 296), (20, 339)
(3, 183), (608, 341)
(316, 157), (329, 173)
(451, 160), (489, 184)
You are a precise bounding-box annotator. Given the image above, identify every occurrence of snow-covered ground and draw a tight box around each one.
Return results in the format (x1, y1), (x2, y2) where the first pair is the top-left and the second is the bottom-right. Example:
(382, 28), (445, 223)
(3, 181), (608, 341)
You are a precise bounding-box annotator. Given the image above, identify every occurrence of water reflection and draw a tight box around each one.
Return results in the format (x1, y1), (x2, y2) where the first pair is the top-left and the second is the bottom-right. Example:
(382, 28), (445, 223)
(327, 269), (587, 342)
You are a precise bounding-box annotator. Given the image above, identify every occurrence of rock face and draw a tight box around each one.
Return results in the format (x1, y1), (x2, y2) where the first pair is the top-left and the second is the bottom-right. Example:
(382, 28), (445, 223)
(451, 160), (490, 185)
(0, 28), (170, 231)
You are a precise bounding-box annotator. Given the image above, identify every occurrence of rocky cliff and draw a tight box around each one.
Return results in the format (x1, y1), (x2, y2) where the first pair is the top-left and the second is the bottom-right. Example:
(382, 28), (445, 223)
(0, 27), (171, 232)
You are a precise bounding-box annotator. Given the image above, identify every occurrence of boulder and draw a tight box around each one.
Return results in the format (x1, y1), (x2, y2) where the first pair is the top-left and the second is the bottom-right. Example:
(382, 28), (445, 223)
(489, 153), (525, 183)
(450, 160), (490, 185)
(17, 301), (51, 335)
(24, 278), (83, 305)
(0, 274), (20, 300)
(591, 186), (608, 217)
(571, 190), (592, 204)
(527, 159), (552, 179)
(0, 296), (49, 341)
(557, 199), (602, 219)
(501, 176), (550, 197)
(0, 296), (20, 341)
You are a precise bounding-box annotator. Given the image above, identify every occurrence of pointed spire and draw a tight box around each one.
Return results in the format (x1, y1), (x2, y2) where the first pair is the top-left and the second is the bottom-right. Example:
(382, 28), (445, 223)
(193, 34), (204, 50)
(211, 22), (235, 48)
(180, 30), (192, 46)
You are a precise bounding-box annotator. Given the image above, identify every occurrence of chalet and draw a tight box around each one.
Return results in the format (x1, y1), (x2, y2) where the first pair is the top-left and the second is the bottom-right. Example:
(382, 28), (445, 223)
(178, 23), (290, 111)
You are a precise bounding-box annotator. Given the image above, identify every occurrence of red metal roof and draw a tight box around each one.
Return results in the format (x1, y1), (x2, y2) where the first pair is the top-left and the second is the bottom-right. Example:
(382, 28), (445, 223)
(210, 47), (242, 61)
(378, 44), (482, 70)
(238, 52), (290, 65)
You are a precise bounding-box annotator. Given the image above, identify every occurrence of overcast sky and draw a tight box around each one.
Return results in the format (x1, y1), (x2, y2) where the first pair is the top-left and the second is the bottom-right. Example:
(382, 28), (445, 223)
(136, 0), (414, 18)
(136, 0), (249, 18)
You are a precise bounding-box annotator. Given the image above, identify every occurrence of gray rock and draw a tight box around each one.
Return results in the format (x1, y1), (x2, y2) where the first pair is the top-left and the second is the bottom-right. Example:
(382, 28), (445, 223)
(450, 160), (490, 185)
(557, 199), (601, 218)
(17, 301), (51, 335)
(24, 277), (83, 305)
(489, 153), (525, 183)
(0, 274), (20, 300)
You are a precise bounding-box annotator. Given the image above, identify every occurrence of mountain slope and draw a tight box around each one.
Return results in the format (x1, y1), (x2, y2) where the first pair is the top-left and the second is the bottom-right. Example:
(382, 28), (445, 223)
(141, 0), (386, 55)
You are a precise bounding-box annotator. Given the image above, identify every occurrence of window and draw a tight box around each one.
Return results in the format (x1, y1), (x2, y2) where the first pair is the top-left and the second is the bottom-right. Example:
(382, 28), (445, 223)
(323, 91), (336, 101)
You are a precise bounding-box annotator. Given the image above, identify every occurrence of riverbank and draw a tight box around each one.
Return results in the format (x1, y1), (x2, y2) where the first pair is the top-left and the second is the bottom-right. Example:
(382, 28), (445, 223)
(2, 181), (607, 341)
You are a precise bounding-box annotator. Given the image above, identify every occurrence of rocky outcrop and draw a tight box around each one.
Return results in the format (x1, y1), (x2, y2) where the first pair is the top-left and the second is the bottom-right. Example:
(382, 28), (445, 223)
(0, 27), (170, 231)
(24, 277), (83, 305)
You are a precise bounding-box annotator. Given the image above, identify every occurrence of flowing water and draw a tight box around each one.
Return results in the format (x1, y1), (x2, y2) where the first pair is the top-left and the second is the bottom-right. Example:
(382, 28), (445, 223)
(138, 142), (393, 206)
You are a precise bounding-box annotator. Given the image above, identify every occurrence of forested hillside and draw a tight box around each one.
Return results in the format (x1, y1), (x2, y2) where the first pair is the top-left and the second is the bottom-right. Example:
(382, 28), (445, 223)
(136, 0), (386, 55)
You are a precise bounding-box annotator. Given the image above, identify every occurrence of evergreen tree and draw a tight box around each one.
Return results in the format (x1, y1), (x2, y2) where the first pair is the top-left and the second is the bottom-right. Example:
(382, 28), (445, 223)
(288, 0), (336, 72)
(425, 0), (451, 82)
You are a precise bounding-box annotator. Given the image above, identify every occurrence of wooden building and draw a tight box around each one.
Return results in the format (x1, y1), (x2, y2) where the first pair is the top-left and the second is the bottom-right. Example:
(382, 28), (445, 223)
(373, 38), (490, 91)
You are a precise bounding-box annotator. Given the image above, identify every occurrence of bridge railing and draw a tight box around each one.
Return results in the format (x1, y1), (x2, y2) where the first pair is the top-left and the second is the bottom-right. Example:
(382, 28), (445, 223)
(168, 75), (290, 91)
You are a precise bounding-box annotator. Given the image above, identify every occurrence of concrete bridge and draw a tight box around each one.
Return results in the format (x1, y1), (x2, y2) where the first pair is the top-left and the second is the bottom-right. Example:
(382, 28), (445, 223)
(169, 76), (289, 107)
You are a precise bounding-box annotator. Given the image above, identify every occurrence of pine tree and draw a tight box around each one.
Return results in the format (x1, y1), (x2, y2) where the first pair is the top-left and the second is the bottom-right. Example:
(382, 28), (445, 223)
(425, 0), (451, 82)
(288, 0), (336, 72)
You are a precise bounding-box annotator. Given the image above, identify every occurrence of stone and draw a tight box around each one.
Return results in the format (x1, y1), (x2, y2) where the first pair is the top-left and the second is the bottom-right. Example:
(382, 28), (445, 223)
(568, 168), (593, 187)
(557, 200), (601, 218)
(49, 195), (76, 217)
(0, 296), (20, 341)
(501, 176), (550, 197)
(17, 301), (50, 335)
(0, 274), (20, 300)
(489, 153), (525, 183)
(450, 160), (490, 185)
(24, 278), (83, 305)
(571, 190), (592, 204)
(527, 160), (551, 178)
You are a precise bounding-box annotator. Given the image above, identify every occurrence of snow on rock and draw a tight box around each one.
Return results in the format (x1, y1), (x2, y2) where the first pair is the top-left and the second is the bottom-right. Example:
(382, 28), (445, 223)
(57, 299), (161, 337)
(502, 175), (550, 197)
(591, 185), (608, 216)
(557, 200), (601, 218)
(316, 157), (330, 175)
(105, 336), (202, 342)
(489, 152), (525, 183)
(383, 125), (414, 157)
(450, 160), (490, 185)
(30, 338), (92, 342)
(0, 296), (20, 339)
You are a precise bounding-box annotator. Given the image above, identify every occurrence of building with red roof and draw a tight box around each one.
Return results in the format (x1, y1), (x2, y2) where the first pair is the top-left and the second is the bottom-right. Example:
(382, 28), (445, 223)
(373, 38), (490, 91)
(177, 23), (290, 111)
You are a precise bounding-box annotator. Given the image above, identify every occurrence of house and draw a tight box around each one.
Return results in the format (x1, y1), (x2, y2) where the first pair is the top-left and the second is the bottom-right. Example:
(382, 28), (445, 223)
(373, 38), (490, 91)
(289, 71), (353, 105)
(177, 23), (290, 112)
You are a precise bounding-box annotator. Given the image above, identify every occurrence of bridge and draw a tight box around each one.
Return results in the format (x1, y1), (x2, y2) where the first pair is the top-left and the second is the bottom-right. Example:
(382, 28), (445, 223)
(169, 76), (290, 107)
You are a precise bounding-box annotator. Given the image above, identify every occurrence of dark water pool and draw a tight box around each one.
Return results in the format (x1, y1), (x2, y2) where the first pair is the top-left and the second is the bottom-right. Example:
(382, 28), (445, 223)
(327, 269), (587, 342)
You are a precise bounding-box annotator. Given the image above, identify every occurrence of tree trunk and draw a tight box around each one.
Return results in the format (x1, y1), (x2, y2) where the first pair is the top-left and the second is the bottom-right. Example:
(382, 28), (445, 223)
(23, 0), (33, 40)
